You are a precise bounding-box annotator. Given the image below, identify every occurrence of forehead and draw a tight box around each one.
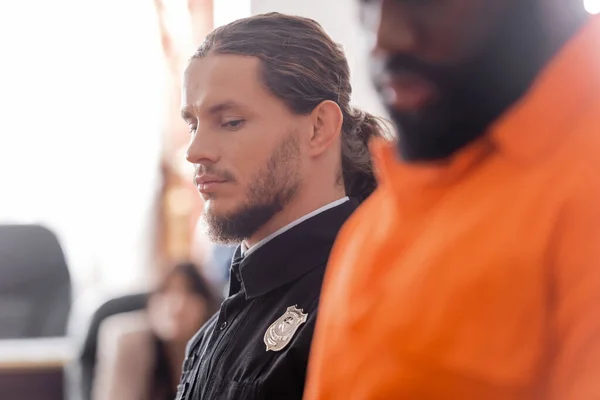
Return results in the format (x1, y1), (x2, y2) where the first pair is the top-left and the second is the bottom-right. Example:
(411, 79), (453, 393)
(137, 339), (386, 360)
(368, 0), (517, 62)
(182, 54), (273, 114)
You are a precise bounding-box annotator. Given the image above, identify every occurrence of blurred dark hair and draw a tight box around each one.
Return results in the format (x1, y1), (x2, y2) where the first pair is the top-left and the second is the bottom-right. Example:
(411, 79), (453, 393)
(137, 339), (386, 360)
(192, 12), (392, 202)
(152, 261), (220, 400)
(154, 261), (220, 314)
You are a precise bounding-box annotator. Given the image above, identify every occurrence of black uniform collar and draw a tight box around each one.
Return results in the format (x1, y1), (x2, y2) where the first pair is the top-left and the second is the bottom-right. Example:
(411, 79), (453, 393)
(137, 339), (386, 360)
(229, 198), (358, 299)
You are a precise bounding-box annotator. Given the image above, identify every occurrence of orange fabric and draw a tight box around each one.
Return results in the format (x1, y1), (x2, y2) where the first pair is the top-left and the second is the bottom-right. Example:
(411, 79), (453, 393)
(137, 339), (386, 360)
(305, 17), (600, 400)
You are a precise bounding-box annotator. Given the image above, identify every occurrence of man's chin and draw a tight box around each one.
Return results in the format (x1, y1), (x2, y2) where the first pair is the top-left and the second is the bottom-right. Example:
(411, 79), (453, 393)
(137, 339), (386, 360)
(203, 199), (239, 219)
(202, 208), (252, 245)
(202, 201), (282, 245)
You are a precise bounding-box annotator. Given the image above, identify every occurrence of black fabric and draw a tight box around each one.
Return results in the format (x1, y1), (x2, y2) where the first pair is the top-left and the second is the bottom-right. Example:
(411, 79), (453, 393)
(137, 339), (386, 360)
(176, 199), (357, 400)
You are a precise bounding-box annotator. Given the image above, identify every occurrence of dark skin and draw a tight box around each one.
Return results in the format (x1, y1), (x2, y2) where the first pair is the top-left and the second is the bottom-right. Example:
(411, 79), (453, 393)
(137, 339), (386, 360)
(362, 0), (589, 161)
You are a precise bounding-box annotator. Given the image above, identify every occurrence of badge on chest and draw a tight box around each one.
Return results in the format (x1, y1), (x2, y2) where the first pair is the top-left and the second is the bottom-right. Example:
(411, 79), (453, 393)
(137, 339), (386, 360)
(264, 305), (308, 352)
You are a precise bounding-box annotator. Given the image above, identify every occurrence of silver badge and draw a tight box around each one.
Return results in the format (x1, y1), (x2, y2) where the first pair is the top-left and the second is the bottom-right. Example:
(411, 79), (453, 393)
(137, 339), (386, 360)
(264, 305), (308, 352)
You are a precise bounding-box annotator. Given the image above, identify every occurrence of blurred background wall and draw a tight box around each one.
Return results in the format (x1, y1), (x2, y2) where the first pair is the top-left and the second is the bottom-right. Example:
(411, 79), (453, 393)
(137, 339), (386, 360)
(0, 0), (166, 295)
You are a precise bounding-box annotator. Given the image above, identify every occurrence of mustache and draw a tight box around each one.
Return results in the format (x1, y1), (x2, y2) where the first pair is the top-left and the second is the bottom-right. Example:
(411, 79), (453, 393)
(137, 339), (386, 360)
(371, 53), (452, 86)
(194, 165), (236, 182)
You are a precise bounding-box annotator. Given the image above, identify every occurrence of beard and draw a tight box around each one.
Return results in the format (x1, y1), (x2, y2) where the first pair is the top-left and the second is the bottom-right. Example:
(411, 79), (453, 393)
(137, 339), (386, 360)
(380, 0), (562, 161)
(202, 130), (302, 244)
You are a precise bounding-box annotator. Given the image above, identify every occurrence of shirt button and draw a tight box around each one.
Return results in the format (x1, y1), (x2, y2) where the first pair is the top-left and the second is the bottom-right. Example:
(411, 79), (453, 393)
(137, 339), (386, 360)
(219, 321), (228, 331)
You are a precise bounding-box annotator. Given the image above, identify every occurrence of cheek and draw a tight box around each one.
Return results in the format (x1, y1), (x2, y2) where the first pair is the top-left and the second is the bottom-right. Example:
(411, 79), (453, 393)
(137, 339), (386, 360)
(203, 182), (248, 216)
(439, 1), (507, 61)
(230, 141), (270, 182)
(410, 1), (502, 63)
(206, 154), (268, 212)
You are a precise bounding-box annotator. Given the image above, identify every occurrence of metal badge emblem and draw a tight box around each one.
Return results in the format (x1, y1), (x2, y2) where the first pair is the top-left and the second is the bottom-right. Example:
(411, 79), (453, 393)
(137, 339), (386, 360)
(264, 305), (308, 352)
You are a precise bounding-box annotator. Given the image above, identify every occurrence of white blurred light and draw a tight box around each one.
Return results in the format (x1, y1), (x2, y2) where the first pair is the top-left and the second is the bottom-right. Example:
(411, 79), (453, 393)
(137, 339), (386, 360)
(0, 0), (164, 293)
(214, 0), (252, 28)
(585, 0), (600, 14)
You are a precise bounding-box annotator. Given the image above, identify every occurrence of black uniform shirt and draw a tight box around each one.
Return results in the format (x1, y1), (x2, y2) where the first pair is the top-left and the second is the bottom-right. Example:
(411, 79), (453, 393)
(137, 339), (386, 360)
(176, 199), (357, 400)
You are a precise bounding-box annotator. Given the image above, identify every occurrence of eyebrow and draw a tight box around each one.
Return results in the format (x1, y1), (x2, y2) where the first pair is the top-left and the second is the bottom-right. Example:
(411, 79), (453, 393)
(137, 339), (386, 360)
(181, 100), (246, 120)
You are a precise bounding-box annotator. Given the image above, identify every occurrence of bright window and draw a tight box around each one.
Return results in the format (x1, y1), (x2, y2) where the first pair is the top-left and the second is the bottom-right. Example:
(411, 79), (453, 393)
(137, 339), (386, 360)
(0, 0), (165, 294)
(214, 0), (252, 28)
(585, 0), (600, 14)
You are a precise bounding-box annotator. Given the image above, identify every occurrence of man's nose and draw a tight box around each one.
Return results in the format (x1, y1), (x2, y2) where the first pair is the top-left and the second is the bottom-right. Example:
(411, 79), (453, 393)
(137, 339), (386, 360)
(186, 126), (219, 165)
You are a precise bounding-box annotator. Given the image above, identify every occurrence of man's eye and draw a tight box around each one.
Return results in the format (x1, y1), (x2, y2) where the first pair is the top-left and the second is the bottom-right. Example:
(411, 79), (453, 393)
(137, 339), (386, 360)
(222, 120), (245, 129)
(188, 126), (197, 135)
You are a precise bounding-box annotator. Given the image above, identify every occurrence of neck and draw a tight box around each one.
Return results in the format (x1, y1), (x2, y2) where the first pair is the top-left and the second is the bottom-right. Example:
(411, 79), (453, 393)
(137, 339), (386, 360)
(244, 185), (345, 248)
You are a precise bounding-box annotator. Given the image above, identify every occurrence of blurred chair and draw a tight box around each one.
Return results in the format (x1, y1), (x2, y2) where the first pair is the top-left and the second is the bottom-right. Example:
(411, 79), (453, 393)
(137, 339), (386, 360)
(0, 224), (72, 339)
(75, 293), (148, 400)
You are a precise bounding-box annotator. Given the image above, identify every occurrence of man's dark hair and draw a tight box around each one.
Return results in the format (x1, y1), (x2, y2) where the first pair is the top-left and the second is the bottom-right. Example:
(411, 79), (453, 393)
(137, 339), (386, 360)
(192, 12), (391, 202)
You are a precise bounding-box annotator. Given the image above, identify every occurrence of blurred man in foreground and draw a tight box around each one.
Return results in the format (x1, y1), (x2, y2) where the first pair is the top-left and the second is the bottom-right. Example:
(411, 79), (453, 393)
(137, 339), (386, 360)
(306, 0), (600, 398)
(178, 13), (388, 400)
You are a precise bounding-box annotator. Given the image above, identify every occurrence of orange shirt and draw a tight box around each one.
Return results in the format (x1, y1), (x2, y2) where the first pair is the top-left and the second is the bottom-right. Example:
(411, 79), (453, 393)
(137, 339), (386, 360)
(305, 17), (600, 400)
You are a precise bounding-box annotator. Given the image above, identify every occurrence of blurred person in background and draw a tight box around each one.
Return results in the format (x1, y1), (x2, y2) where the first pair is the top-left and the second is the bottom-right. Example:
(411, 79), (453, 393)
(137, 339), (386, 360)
(93, 262), (218, 400)
(305, 0), (600, 399)
(178, 12), (389, 400)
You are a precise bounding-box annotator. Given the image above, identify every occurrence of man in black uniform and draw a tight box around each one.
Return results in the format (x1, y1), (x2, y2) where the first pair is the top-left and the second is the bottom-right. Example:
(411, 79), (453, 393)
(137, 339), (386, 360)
(177, 12), (389, 400)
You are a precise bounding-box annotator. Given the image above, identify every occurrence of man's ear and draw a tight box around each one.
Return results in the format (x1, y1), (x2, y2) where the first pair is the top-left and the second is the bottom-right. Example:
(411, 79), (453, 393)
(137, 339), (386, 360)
(308, 100), (343, 156)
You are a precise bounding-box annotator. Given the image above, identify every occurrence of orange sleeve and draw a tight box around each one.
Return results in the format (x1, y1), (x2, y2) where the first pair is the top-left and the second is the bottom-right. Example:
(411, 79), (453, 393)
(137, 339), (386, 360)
(549, 170), (600, 399)
(304, 192), (378, 400)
